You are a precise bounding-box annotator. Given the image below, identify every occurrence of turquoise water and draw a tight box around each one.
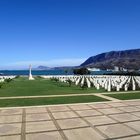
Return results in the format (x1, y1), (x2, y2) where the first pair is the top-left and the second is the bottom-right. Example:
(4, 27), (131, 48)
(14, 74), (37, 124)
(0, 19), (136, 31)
(0, 70), (72, 76)
(0, 70), (112, 76)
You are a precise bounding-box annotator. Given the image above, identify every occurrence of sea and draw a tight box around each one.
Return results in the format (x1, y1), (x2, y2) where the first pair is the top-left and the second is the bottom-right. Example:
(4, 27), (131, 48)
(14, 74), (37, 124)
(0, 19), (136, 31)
(0, 70), (112, 76)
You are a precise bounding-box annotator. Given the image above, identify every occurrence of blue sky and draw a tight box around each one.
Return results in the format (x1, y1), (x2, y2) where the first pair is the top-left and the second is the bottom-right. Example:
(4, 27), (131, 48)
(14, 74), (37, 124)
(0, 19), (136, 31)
(0, 0), (140, 69)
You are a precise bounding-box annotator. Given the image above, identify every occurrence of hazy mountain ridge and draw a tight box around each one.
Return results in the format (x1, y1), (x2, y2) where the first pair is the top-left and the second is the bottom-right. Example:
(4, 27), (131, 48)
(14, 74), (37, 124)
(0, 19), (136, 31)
(81, 49), (140, 70)
(36, 66), (77, 70)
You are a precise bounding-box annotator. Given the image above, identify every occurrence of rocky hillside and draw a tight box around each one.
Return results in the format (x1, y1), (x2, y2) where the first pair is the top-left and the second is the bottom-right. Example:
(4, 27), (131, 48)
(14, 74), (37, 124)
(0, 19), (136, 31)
(81, 49), (140, 70)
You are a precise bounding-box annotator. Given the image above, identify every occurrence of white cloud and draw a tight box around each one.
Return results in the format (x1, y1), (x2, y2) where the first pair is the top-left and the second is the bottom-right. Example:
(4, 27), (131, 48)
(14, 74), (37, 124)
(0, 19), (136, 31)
(1, 58), (86, 69)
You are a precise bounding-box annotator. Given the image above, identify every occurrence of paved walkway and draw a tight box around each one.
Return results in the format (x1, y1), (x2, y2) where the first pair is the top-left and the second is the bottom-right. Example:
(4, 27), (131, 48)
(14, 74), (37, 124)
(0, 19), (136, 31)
(0, 100), (140, 140)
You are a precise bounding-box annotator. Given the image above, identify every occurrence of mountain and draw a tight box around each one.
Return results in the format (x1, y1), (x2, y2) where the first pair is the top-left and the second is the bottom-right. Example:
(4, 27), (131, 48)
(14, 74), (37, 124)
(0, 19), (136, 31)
(81, 49), (140, 70)
(36, 66), (77, 70)
(35, 66), (52, 70)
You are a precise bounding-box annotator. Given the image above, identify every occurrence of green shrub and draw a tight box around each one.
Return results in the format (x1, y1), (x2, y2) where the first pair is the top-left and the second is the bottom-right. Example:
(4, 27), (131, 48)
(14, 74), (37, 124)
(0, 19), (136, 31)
(73, 68), (90, 75)
(5, 78), (13, 83)
(50, 78), (59, 82)
(36, 76), (43, 79)
(15, 75), (20, 78)
(66, 79), (73, 87)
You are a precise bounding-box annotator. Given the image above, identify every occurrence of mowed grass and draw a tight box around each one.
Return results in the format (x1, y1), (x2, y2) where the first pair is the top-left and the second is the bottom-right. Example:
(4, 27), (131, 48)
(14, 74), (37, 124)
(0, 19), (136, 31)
(0, 95), (108, 107)
(106, 92), (140, 100)
(0, 77), (105, 97)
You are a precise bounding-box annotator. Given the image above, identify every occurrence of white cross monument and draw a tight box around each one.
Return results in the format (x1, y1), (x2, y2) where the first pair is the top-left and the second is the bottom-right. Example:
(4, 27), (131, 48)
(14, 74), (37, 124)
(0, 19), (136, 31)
(29, 64), (34, 80)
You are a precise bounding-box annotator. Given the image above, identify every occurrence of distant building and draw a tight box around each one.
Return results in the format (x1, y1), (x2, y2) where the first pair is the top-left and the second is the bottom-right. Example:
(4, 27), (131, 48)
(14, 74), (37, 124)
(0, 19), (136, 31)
(107, 69), (113, 71)
(114, 66), (129, 72)
(87, 68), (101, 71)
(114, 66), (119, 72)
(122, 68), (128, 72)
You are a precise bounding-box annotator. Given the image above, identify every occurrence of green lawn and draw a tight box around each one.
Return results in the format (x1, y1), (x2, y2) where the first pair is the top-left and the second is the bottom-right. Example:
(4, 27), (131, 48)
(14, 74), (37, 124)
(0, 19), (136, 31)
(0, 77), (105, 97)
(106, 92), (140, 100)
(0, 95), (108, 107)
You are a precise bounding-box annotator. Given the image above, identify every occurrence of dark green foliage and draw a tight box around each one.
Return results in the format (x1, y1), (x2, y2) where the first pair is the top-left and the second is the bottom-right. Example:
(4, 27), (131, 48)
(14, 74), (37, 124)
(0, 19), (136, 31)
(50, 78), (59, 82)
(15, 75), (20, 78)
(73, 68), (90, 75)
(0, 78), (13, 89)
(37, 76), (42, 78)
(5, 78), (13, 83)
(66, 79), (73, 87)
